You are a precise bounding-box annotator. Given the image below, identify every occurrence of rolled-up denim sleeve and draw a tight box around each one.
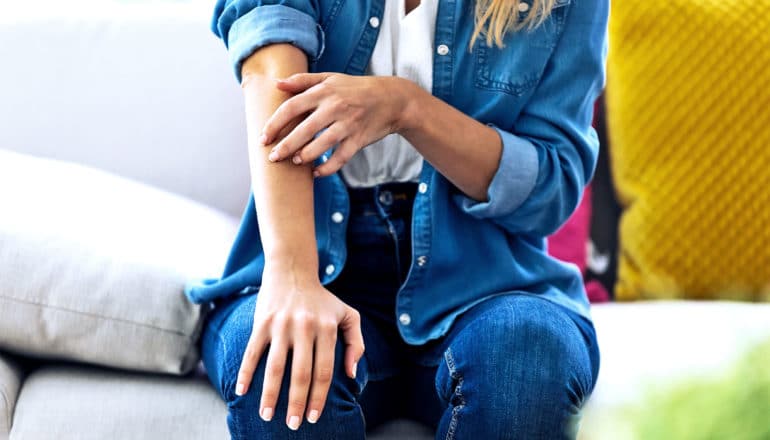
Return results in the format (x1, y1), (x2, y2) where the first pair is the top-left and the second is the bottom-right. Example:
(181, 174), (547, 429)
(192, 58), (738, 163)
(455, 0), (608, 237)
(212, 0), (322, 82)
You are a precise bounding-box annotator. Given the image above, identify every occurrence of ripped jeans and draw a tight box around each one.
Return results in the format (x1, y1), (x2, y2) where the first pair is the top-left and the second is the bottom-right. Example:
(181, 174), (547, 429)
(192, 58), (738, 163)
(200, 182), (600, 439)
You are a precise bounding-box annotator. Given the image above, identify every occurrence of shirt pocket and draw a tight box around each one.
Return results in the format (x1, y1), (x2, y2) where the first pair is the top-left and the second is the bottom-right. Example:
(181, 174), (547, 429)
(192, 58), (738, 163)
(474, 0), (570, 97)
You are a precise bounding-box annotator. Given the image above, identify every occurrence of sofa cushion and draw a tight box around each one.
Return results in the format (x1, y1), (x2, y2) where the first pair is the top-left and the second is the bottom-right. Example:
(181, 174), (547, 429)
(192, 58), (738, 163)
(0, 352), (23, 440)
(0, 149), (237, 374)
(10, 365), (229, 440)
(8, 364), (431, 440)
(606, 0), (770, 300)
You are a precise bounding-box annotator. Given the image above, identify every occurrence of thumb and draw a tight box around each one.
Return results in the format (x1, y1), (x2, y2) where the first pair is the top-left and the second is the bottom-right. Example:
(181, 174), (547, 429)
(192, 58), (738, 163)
(276, 73), (333, 93)
(339, 307), (365, 379)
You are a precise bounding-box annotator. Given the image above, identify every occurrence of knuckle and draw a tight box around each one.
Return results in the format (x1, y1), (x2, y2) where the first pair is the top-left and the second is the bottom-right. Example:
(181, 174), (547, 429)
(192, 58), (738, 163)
(294, 369), (312, 386)
(288, 398), (307, 410)
(315, 367), (333, 383)
(282, 99), (297, 114)
(272, 311), (290, 329)
(266, 363), (285, 379)
(330, 97), (347, 112)
(351, 108), (366, 122)
(261, 391), (279, 403)
(319, 319), (338, 334)
(293, 311), (317, 329)
(242, 345), (258, 361)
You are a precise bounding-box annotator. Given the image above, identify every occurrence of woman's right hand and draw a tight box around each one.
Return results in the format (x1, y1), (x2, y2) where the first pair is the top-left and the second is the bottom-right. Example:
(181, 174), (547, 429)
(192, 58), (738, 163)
(234, 265), (364, 431)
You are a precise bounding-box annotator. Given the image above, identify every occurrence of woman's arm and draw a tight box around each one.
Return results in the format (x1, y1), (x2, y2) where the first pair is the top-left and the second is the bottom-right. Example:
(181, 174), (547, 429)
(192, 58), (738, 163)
(261, 74), (501, 201)
(241, 44), (317, 276)
(235, 44), (364, 432)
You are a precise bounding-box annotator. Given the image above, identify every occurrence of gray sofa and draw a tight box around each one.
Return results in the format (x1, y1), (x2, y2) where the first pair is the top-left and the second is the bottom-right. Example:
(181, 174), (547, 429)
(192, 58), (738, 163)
(2, 2), (769, 439)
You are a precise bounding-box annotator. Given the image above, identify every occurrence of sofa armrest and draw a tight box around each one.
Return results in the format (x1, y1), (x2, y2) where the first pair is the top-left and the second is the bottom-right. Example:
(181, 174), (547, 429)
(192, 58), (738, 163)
(0, 352), (23, 440)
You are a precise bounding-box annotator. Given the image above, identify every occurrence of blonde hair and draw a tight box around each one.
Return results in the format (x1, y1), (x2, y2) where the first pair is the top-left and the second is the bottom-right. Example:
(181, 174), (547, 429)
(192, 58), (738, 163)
(472, 0), (556, 49)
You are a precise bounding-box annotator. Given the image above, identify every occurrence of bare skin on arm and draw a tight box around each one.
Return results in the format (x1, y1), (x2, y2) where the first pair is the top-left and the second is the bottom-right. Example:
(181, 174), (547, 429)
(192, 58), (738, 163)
(235, 44), (365, 432)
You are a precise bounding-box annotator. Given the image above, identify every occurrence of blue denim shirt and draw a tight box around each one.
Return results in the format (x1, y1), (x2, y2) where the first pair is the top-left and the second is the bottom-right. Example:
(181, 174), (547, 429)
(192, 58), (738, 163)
(186, 0), (609, 344)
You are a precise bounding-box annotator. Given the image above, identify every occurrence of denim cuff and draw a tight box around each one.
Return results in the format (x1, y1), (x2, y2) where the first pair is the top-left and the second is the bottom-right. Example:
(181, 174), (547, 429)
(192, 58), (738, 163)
(228, 4), (323, 82)
(455, 125), (539, 218)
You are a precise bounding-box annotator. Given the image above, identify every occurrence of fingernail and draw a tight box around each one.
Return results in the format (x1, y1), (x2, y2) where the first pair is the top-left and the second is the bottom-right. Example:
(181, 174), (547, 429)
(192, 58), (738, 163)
(292, 155), (302, 165)
(352, 362), (358, 379)
(288, 415), (301, 431)
(268, 152), (279, 162)
(307, 410), (320, 424)
(235, 383), (245, 396)
(259, 133), (268, 144)
(313, 170), (321, 178)
(260, 407), (273, 421)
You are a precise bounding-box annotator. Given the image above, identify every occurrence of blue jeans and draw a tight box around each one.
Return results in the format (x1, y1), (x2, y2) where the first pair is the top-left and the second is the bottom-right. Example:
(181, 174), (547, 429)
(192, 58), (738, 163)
(200, 182), (600, 439)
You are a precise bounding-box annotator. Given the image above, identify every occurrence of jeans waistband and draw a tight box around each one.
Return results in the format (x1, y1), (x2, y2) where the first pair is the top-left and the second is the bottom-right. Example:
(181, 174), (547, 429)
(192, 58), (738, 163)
(347, 181), (417, 218)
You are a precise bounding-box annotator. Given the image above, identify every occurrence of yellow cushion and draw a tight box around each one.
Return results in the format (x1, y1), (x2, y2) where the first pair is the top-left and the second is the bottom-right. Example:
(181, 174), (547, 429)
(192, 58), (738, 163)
(607, 0), (770, 300)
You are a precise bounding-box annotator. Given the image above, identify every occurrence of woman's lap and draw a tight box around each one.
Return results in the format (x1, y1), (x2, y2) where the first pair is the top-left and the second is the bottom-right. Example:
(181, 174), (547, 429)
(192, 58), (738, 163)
(200, 291), (599, 439)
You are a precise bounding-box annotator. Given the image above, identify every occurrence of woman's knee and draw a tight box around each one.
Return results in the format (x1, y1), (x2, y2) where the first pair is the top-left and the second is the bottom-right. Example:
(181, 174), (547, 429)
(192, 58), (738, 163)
(434, 295), (596, 438)
(200, 294), (366, 437)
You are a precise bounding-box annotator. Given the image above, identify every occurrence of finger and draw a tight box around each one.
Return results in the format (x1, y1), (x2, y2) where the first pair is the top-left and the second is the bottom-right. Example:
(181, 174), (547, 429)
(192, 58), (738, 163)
(269, 108), (335, 163)
(305, 323), (338, 424)
(235, 324), (269, 397)
(312, 140), (357, 178)
(286, 321), (315, 431)
(339, 307), (364, 379)
(261, 92), (320, 145)
(259, 336), (289, 423)
(276, 72), (333, 93)
(294, 123), (347, 165)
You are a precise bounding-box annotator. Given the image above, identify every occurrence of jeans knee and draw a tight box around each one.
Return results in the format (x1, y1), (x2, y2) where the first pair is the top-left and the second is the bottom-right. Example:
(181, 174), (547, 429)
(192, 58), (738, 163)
(434, 296), (596, 438)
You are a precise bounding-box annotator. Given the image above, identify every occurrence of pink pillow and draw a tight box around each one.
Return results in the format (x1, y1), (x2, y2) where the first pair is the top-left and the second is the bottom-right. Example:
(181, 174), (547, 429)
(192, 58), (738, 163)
(547, 185), (610, 303)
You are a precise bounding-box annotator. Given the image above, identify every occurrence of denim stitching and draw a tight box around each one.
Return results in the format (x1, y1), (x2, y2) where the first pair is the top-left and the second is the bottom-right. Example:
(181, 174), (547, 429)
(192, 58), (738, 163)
(443, 348), (465, 440)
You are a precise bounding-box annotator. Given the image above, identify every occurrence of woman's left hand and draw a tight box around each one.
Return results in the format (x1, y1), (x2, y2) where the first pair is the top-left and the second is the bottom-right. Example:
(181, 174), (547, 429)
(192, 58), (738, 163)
(260, 73), (411, 177)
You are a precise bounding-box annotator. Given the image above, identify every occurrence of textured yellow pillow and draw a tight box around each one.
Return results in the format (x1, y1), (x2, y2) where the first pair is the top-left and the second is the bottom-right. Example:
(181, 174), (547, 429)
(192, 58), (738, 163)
(607, 0), (770, 300)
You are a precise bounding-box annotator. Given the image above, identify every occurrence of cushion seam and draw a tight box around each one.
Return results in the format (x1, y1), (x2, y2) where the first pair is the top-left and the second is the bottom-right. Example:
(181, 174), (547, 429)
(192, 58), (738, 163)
(0, 385), (11, 432)
(0, 294), (195, 338)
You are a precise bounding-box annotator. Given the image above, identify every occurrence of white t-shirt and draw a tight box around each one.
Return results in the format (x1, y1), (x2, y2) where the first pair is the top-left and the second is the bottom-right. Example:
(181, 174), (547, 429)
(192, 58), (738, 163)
(340, 0), (437, 188)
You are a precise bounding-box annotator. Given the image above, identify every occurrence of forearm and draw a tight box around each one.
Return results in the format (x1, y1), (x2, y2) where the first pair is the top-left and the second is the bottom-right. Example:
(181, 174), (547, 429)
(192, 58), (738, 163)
(397, 79), (502, 202)
(241, 44), (317, 278)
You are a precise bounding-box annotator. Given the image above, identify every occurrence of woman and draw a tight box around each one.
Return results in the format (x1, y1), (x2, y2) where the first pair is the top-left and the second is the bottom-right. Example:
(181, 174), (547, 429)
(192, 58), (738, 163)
(187, 0), (608, 438)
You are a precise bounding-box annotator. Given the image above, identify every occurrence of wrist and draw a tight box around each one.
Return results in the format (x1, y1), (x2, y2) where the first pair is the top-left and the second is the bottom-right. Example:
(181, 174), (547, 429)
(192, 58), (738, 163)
(264, 252), (320, 284)
(391, 77), (423, 135)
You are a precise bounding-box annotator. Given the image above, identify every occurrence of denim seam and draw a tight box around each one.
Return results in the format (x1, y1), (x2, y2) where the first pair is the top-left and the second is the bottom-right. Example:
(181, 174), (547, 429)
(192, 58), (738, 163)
(444, 347), (465, 440)
(215, 328), (237, 403)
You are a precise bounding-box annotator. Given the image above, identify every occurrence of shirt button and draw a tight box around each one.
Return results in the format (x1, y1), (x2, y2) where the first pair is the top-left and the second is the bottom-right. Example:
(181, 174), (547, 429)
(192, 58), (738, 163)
(325, 264), (335, 276)
(518, 2), (530, 12)
(417, 255), (427, 267)
(369, 16), (380, 28)
(436, 44), (450, 56)
(399, 313), (412, 326)
(418, 182), (428, 194)
(331, 212), (344, 223)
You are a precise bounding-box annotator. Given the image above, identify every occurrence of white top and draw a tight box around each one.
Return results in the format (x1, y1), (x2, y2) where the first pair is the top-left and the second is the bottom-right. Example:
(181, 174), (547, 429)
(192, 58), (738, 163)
(340, 0), (437, 188)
